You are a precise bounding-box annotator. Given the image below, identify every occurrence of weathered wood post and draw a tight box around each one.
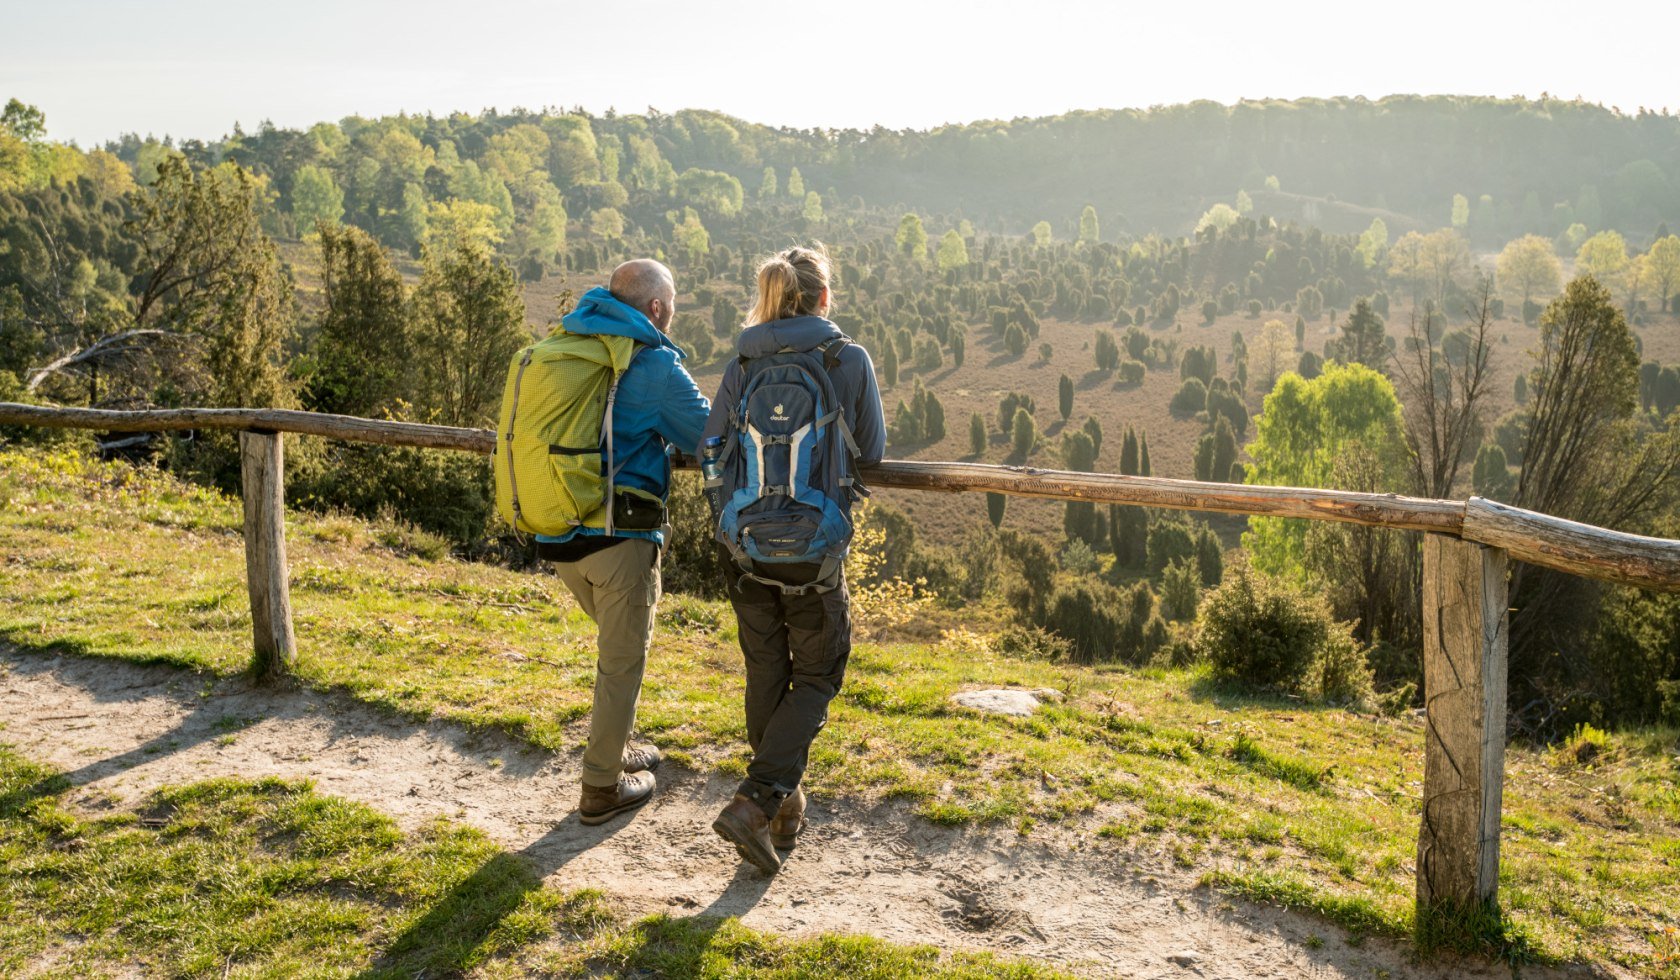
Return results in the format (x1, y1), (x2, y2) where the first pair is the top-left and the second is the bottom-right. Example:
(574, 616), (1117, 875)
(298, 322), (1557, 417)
(239, 430), (296, 680)
(1417, 534), (1508, 917)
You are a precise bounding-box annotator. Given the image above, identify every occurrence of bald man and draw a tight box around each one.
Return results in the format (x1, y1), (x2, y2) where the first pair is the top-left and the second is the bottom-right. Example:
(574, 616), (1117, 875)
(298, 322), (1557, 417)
(537, 260), (711, 825)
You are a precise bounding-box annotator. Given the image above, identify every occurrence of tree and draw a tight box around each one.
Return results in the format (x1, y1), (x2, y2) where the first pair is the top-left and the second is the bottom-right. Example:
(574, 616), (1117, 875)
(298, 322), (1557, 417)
(949, 323), (966, 367)
(1575, 230), (1629, 291)
(671, 207), (710, 266)
(113, 156), (296, 408)
(1061, 429), (1100, 542)
(758, 166), (778, 199)
(1058, 374), (1074, 421)
(1243, 361), (1410, 580)
(1391, 283), (1495, 499)
(912, 335), (941, 373)
(987, 491), (1007, 529)
(589, 207), (625, 240)
(1472, 443), (1514, 500)
(785, 166), (804, 198)
(1194, 414), (1238, 482)
(802, 191), (824, 224)
(1254, 319), (1294, 392)
(304, 224), (409, 417)
(1496, 234), (1563, 310)
(1078, 204), (1099, 243)
(970, 412), (987, 457)
(1644, 235), (1680, 312)
(290, 164), (343, 233)
(1508, 276), (1680, 718)
(1004, 322), (1027, 358)
(881, 337), (899, 387)
(1010, 406), (1037, 459)
(410, 230), (529, 427)
(1093, 328), (1119, 372)
(1235, 190), (1253, 215)
(1355, 218), (1388, 268)
(675, 168), (743, 218)
(1451, 193), (1469, 229)
(1326, 298), (1391, 369)
(896, 213), (927, 261)
(1196, 203), (1239, 234)
(1031, 221), (1051, 247)
(937, 229), (969, 274)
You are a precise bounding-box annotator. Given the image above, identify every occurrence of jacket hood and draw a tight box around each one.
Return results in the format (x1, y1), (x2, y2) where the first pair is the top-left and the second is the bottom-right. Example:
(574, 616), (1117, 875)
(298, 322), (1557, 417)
(561, 286), (685, 357)
(735, 315), (844, 358)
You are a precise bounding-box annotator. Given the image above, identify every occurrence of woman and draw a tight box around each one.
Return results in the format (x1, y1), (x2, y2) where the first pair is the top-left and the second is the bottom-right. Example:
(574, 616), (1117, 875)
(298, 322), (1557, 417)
(702, 244), (886, 874)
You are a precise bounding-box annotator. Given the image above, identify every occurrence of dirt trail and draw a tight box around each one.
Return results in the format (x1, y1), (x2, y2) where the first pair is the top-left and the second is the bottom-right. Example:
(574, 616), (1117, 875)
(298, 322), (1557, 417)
(0, 649), (1621, 980)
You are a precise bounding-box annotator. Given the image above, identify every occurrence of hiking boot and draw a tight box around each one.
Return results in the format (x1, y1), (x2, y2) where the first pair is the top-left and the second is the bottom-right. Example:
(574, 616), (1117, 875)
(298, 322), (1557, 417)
(770, 786), (807, 850)
(712, 793), (781, 874)
(578, 771), (655, 826)
(622, 744), (662, 773)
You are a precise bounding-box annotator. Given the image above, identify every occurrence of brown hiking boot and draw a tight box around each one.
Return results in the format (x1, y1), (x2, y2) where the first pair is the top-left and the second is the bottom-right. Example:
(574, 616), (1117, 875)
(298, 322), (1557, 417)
(578, 771), (655, 826)
(712, 794), (781, 874)
(770, 786), (807, 850)
(622, 744), (662, 773)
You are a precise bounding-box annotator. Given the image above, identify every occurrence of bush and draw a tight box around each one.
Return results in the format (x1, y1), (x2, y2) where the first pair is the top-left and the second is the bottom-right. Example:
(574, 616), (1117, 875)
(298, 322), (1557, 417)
(1146, 519), (1196, 576)
(1117, 359), (1146, 385)
(288, 442), (493, 549)
(1047, 581), (1123, 663)
(1193, 562), (1369, 697)
(1170, 377), (1208, 416)
(662, 471), (726, 597)
(1160, 557), (1201, 621)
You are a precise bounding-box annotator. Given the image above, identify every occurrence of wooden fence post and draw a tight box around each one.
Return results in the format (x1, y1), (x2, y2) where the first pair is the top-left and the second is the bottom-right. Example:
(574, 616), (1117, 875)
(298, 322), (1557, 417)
(1417, 534), (1508, 915)
(239, 430), (296, 680)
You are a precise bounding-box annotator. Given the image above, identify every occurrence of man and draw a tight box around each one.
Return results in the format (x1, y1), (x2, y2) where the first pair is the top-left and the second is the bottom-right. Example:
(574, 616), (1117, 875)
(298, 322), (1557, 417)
(538, 259), (710, 825)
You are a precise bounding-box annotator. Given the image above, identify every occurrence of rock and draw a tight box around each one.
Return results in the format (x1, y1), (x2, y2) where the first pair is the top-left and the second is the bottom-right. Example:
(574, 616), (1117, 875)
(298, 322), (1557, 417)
(1167, 950), (1202, 968)
(950, 689), (1044, 717)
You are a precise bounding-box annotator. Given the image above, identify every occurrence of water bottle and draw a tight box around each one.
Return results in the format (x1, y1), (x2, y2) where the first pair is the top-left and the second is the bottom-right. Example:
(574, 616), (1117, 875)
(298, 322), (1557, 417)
(700, 436), (725, 519)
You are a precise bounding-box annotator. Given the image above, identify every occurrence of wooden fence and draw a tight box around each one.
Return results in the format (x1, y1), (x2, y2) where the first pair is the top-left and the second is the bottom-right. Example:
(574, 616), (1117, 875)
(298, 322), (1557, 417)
(5, 401), (1680, 928)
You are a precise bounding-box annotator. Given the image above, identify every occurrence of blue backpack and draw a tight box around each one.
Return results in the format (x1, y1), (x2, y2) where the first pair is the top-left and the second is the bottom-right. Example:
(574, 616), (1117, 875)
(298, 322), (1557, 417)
(716, 338), (862, 594)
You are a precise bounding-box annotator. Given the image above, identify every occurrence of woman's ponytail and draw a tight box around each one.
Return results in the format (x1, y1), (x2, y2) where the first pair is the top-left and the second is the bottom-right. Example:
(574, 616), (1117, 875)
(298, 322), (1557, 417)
(745, 243), (832, 327)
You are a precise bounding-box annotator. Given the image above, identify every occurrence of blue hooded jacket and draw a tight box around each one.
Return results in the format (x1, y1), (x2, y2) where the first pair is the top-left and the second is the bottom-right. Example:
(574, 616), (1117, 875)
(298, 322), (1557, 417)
(536, 287), (711, 549)
(702, 315), (887, 501)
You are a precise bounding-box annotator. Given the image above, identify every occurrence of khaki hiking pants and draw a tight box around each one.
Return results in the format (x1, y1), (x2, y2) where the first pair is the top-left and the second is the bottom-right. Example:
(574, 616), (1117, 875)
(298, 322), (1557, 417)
(554, 539), (662, 789)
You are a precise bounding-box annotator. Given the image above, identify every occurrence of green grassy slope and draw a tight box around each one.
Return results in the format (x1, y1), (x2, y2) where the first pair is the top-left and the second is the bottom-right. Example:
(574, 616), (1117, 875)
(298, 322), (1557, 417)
(1, 447), (1677, 974)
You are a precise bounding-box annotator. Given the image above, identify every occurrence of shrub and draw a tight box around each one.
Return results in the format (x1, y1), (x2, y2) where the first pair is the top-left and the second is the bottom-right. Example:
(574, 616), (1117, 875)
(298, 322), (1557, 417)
(1047, 581), (1128, 663)
(1311, 630), (1375, 706)
(1193, 562), (1367, 696)
(1170, 377), (1208, 416)
(289, 442), (492, 549)
(1146, 520), (1197, 576)
(1160, 557), (1201, 621)
(1117, 359), (1146, 385)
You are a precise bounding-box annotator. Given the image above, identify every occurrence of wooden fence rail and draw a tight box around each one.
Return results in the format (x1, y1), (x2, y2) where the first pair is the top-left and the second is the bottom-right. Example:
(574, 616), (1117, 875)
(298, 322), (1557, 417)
(5, 400), (1680, 929)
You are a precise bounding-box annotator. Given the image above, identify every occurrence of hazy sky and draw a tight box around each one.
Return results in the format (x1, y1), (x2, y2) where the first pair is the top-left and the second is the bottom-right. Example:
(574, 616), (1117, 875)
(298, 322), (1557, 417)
(5, 0), (1676, 146)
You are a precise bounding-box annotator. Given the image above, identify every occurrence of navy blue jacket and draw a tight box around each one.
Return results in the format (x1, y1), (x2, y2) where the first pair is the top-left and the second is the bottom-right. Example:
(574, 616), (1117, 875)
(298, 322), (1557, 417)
(702, 315), (888, 479)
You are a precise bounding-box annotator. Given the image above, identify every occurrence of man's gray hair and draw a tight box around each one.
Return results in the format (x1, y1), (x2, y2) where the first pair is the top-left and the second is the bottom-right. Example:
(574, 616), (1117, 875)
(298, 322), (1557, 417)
(609, 259), (674, 313)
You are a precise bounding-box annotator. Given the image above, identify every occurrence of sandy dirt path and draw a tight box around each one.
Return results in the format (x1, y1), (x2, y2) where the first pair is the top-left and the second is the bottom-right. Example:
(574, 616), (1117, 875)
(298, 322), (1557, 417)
(0, 649), (1623, 979)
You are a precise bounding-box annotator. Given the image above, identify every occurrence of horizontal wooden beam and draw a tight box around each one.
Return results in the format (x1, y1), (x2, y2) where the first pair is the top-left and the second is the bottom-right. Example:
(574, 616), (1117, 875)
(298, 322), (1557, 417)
(5, 402), (1680, 592)
(1462, 496), (1680, 593)
(0, 403), (494, 454)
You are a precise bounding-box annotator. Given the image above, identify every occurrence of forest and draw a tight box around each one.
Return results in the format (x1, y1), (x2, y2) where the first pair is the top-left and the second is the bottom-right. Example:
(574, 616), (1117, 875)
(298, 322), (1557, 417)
(3, 92), (1680, 743)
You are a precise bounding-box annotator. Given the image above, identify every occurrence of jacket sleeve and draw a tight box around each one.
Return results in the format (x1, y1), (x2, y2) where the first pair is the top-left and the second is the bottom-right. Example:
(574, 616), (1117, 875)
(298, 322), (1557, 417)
(701, 361), (742, 446)
(657, 358), (712, 457)
(847, 346), (888, 466)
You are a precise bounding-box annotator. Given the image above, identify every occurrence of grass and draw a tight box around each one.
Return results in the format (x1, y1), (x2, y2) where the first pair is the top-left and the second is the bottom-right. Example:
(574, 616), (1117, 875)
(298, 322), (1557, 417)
(2, 446), (1679, 976)
(0, 744), (1067, 979)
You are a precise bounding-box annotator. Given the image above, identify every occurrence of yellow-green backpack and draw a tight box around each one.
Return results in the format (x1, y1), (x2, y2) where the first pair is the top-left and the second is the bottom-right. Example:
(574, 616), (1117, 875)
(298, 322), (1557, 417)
(494, 325), (644, 536)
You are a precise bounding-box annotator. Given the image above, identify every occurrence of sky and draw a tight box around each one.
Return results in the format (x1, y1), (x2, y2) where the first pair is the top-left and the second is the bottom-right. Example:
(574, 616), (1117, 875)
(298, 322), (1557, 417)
(4, 0), (1677, 147)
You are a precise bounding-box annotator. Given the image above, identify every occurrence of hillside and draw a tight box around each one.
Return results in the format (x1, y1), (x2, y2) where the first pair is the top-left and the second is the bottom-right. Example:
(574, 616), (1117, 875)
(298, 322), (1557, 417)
(1, 446), (1677, 976)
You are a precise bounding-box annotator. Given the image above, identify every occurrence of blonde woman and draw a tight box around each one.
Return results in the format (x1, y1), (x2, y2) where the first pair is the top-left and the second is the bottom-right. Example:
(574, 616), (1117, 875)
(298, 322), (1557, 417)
(701, 244), (886, 873)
